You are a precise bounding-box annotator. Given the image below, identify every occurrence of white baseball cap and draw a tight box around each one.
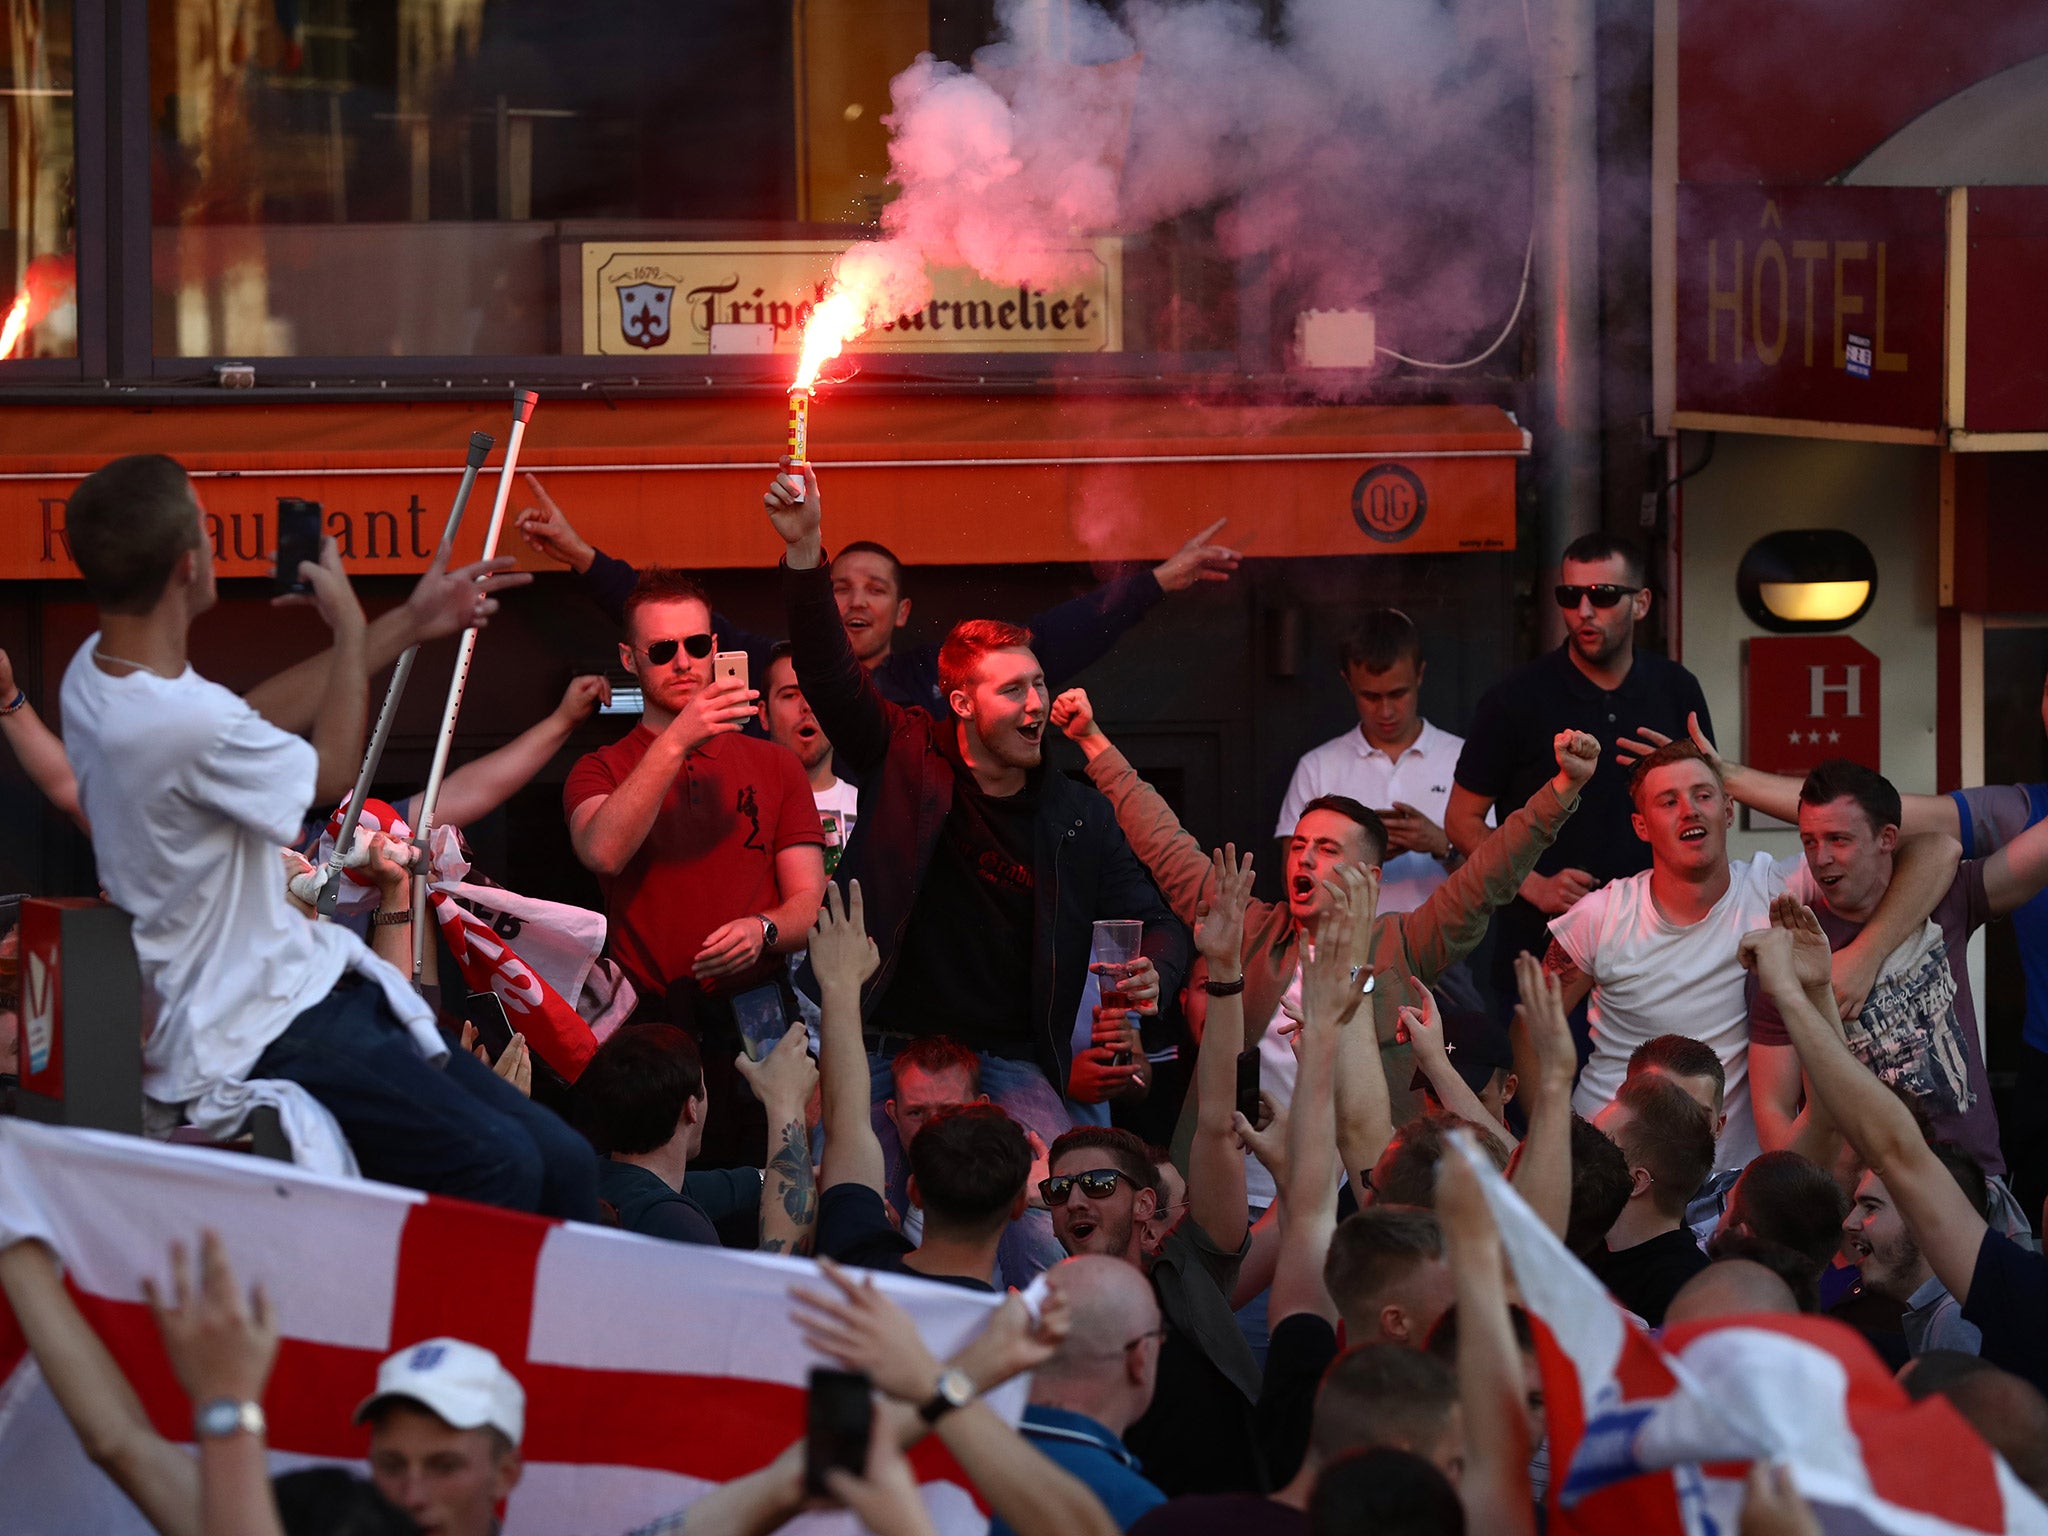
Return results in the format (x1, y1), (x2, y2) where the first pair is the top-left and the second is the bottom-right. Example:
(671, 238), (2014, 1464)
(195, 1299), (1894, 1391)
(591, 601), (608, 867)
(353, 1338), (525, 1446)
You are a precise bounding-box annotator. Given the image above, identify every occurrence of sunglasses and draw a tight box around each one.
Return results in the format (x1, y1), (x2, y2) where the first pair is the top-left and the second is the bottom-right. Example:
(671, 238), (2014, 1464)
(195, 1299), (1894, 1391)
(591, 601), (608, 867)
(1040, 1168), (1128, 1205)
(630, 633), (715, 665)
(1554, 584), (1643, 610)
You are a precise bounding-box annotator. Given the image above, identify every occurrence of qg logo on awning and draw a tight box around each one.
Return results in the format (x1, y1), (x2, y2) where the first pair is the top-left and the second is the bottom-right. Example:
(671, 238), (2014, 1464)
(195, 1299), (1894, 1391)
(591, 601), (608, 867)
(1352, 464), (1427, 543)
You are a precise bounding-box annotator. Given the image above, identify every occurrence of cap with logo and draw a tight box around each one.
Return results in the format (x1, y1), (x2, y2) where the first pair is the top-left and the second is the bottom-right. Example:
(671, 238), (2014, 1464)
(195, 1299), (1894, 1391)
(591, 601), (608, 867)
(353, 1337), (526, 1445)
(1409, 1008), (1517, 1098)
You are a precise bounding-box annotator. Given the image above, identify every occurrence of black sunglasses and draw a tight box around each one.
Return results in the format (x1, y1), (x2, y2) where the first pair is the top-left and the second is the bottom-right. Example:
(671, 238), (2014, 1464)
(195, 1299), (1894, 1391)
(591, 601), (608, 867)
(1040, 1168), (1127, 1205)
(632, 633), (715, 665)
(1554, 584), (1643, 610)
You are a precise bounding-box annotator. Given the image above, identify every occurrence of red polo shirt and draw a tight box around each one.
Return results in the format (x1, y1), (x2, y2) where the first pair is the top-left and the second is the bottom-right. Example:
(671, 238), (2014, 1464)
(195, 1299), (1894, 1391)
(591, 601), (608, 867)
(564, 727), (823, 1000)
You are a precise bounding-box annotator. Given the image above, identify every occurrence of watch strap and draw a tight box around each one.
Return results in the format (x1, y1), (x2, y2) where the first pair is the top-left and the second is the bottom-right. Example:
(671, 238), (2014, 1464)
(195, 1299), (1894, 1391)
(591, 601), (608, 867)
(194, 1398), (267, 1439)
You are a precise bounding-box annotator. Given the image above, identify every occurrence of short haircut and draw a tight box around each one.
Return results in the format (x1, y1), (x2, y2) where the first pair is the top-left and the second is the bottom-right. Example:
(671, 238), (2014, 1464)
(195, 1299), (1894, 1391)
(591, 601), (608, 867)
(1566, 1115), (1633, 1260)
(1723, 1150), (1849, 1275)
(908, 1105), (1034, 1231)
(571, 1023), (703, 1157)
(1931, 1141), (1990, 1220)
(1610, 1074), (1717, 1219)
(937, 618), (1035, 702)
(1560, 530), (1646, 587)
(622, 567), (712, 636)
(1627, 1035), (1727, 1115)
(1310, 1447), (1466, 1536)
(1422, 1301), (1536, 1362)
(1372, 1116), (1507, 1209)
(766, 640), (795, 668)
(271, 1467), (423, 1536)
(65, 455), (204, 613)
(1799, 758), (1902, 835)
(834, 539), (906, 592)
(1296, 793), (1390, 869)
(1627, 739), (1722, 812)
(889, 1036), (982, 1097)
(1336, 610), (1424, 675)
(1324, 1207), (1444, 1319)
(1308, 1342), (1459, 1462)
(1700, 1233), (1822, 1312)
(1048, 1125), (1159, 1194)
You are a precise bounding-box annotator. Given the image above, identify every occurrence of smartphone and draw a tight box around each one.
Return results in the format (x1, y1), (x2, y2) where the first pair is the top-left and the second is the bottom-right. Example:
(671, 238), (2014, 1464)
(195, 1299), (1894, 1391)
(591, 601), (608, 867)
(464, 991), (515, 1065)
(274, 498), (324, 595)
(1235, 1046), (1262, 1125)
(714, 650), (749, 693)
(805, 1368), (873, 1496)
(731, 982), (788, 1062)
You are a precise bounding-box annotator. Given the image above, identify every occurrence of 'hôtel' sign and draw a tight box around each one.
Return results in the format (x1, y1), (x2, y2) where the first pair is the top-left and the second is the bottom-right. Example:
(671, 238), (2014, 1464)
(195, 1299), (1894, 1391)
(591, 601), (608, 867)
(576, 239), (1123, 358)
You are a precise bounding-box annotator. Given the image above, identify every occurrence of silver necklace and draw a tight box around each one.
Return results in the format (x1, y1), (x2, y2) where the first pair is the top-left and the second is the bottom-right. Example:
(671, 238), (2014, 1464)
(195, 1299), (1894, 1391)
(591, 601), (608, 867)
(93, 646), (180, 680)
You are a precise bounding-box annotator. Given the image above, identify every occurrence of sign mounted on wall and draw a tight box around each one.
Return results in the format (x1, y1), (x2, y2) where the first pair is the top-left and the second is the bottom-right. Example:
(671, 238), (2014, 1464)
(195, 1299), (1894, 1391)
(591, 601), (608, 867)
(575, 239), (1123, 357)
(1744, 635), (1882, 778)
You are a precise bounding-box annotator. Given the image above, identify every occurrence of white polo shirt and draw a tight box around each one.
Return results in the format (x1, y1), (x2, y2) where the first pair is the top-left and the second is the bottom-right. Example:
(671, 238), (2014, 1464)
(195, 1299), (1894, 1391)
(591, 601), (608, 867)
(1274, 718), (1467, 914)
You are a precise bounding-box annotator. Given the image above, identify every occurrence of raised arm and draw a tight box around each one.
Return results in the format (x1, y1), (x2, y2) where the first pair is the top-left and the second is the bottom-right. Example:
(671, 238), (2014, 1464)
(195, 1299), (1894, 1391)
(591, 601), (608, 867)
(813, 881), (887, 1195)
(1830, 830), (1961, 1019)
(1435, 1142), (1535, 1536)
(294, 539), (370, 804)
(1027, 519), (1238, 687)
(568, 677), (755, 876)
(1187, 847), (1256, 1253)
(1052, 688), (1219, 926)
(1328, 869), (1395, 1188)
(1399, 983), (1515, 1156)
(1739, 900), (1987, 1303)
(0, 1239), (200, 1536)
(1509, 951), (1578, 1238)
(769, 465), (896, 773)
(244, 554), (529, 736)
(1982, 805), (2048, 916)
(0, 648), (84, 829)
(432, 675), (608, 830)
(1399, 730), (1596, 981)
(736, 1023), (821, 1255)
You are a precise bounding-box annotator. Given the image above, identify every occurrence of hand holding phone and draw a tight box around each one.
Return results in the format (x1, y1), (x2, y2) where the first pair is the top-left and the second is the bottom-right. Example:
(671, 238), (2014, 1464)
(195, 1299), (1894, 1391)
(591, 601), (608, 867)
(714, 650), (749, 694)
(463, 992), (515, 1065)
(805, 1368), (873, 1497)
(274, 498), (323, 595)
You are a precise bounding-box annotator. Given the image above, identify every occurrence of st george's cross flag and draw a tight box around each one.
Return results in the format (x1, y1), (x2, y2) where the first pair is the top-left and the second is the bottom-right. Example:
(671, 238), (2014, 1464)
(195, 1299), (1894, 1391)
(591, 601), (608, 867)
(1452, 1138), (2048, 1536)
(0, 1119), (1021, 1535)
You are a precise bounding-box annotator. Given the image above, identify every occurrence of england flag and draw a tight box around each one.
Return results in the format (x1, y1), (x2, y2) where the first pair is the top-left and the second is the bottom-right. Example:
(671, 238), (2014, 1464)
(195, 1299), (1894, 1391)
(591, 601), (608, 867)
(0, 1118), (1020, 1535)
(1454, 1138), (2048, 1536)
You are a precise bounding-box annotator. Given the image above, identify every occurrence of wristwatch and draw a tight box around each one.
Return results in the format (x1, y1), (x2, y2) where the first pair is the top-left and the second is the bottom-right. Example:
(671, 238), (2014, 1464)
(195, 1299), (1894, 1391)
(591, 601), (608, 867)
(194, 1398), (267, 1440)
(918, 1368), (976, 1424)
(756, 914), (779, 950)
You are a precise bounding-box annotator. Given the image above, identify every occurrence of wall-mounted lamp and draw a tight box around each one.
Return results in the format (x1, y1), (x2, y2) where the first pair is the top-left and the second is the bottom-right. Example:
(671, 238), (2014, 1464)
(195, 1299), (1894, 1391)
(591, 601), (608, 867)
(1736, 530), (1878, 633)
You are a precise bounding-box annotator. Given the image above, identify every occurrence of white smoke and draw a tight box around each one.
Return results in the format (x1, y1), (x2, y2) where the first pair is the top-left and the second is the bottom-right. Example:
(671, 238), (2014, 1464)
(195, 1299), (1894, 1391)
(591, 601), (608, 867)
(829, 0), (1534, 364)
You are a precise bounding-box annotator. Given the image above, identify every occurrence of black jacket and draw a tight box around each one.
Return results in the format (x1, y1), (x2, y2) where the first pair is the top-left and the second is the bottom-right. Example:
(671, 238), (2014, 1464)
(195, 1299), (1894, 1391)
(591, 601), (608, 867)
(784, 557), (1189, 1089)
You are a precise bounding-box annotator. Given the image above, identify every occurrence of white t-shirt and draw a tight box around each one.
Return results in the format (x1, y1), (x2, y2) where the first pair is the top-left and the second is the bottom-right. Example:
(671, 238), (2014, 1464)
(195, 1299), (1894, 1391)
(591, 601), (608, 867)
(1244, 945), (1309, 1210)
(61, 637), (440, 1108)
(813, 776), (860, 877)
(1275, 719), (1469, 914)
(1550, 850), (1803, 1172)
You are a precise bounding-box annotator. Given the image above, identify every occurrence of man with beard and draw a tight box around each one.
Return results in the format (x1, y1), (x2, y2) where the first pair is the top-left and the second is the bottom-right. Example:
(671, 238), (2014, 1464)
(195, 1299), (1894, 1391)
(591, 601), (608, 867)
(765, 464), (1189, 1181)
(1447, 533), (1713, 1017)
(1544, 742), (1954, 1172)
(565, 568), (827, 1164)
(1840, 1163), (1985, 1358)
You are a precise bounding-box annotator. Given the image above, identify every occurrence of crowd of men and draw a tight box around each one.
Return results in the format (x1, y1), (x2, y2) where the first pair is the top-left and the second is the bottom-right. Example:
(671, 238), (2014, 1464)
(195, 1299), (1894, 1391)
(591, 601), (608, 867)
(1, 449), (2046, 1536)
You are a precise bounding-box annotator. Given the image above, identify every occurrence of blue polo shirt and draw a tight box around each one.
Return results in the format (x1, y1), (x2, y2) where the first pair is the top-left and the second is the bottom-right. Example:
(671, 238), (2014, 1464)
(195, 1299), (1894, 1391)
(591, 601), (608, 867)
(988, 1405), (1165, 1536)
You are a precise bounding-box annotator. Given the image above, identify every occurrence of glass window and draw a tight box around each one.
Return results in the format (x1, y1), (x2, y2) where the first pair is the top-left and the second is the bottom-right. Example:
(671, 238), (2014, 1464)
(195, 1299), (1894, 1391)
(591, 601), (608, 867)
(1, 0), (78, 362)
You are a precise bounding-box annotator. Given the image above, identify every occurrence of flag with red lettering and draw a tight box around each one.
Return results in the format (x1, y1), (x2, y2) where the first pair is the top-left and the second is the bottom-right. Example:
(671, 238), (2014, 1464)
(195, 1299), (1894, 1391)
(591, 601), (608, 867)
(1454, 1139), (2048, 1536)
(318, 798), (604, 1081)
(0, 1120), (1019, 1535)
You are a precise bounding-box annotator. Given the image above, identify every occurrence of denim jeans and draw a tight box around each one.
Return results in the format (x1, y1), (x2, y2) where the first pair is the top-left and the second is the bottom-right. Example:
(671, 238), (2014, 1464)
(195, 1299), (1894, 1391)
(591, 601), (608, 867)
(867, 1047), (1071, 1287)
(255, 977), (599, 1221)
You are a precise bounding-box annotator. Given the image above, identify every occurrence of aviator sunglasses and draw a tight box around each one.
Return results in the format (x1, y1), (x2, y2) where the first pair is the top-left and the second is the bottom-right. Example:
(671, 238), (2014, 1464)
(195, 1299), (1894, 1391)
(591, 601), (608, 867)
(1040, 1168), (1129, 1205)
(630, 633), (716, 665)
(1553, 583), (1643, 610)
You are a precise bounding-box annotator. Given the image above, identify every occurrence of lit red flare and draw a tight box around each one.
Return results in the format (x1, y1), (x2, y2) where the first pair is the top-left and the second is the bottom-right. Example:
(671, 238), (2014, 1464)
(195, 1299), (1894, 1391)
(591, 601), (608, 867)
(0, 289), (28, 360)
(0, 253), (78, 361)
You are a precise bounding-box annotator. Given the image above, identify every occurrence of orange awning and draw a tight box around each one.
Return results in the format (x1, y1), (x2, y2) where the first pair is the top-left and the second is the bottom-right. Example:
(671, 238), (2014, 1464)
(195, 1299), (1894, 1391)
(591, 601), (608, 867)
(0, 395), (1526, 580)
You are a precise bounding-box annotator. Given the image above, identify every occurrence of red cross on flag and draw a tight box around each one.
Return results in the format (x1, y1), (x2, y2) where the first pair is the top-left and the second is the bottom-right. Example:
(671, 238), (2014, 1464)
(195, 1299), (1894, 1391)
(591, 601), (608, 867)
(1744, 636), (1883, 780)
(0, 1119), (1019, 1534)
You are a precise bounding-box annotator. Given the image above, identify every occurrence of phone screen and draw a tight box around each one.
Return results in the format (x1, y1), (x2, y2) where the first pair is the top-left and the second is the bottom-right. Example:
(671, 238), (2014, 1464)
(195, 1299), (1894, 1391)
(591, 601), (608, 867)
(1235, 1046), (1262, 1125)
(805, 1368), (872, 1496)
(464, 991), (515, 1064)
(731, 982), (788, 1062)
(274, 498), (324, 595)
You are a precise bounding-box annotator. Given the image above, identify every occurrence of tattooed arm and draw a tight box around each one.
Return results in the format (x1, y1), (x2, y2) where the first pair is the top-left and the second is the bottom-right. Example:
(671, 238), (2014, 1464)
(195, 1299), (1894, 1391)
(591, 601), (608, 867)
(737, 1024), (821, 1255)
(1541, 936), (1594, 1014)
